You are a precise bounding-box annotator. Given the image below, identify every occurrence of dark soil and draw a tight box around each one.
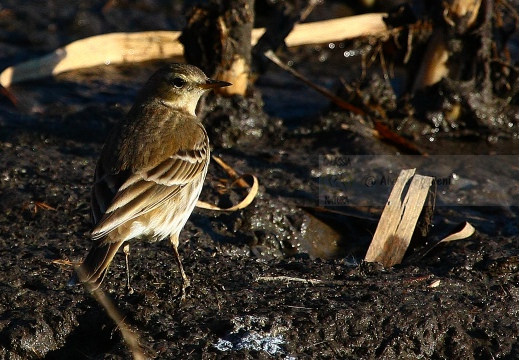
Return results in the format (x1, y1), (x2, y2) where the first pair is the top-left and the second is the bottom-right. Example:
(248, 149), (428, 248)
(1, 1), (519, 359)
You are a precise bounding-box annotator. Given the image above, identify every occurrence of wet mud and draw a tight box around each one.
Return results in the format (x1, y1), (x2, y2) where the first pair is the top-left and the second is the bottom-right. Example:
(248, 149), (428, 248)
(1, 1), (519, 359)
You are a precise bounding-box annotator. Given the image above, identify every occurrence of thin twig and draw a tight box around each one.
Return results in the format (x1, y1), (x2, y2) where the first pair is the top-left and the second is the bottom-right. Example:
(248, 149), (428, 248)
(74, 267), (146, 360)
(212, 155), (249, 188)
(264, 50), (366, 115)
(255, 275), (323, 285)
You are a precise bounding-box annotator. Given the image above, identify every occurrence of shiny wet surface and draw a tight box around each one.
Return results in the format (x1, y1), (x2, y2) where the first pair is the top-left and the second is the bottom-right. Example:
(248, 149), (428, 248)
(1, 1), (519, 359)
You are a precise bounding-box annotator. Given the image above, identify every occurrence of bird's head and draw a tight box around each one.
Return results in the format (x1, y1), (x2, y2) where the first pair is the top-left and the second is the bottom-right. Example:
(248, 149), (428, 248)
(138, 63), (231, 115)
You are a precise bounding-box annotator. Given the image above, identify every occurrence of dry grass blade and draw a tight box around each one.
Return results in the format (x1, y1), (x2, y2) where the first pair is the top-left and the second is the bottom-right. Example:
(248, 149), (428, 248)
(256, 276), (323, 285)
(197, 174), (258, 211)
(428, 279), (441, 288)
(22, 201), (57, 214)
(406, 222), (476, 262)
(437, 222), (475, 243)
(197, 155), (259, 211)
(255, 276), (345, 287)
(52, 259), (77, 266)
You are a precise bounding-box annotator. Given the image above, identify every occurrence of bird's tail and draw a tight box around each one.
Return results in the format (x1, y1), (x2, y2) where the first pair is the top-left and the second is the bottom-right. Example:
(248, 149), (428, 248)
(67, 241), (123, 290)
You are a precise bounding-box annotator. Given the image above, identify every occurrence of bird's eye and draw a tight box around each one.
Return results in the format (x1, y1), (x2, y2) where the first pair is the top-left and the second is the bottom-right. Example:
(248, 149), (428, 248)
(171, 77), (186, 88)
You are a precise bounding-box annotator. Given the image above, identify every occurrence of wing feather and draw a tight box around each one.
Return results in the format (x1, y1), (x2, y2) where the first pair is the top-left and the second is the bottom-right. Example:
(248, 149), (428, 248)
(90, 125), (208, 241)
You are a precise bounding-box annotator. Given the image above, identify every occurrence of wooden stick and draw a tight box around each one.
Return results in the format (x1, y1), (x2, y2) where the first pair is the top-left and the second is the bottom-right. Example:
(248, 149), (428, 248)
(282, 13), (388, 47)
(0, 13), (388, 87)
(0, 31), (183, 87)
(412, 0), (482, 90)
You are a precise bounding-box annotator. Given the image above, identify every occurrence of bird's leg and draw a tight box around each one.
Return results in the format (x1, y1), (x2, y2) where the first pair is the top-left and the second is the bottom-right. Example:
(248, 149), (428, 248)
(170, 235), (190, 301)
(123, 244), (134, 295)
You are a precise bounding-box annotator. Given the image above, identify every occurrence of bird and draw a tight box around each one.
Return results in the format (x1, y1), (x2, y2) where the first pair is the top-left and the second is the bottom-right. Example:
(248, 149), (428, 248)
(68, 63), (231, 298)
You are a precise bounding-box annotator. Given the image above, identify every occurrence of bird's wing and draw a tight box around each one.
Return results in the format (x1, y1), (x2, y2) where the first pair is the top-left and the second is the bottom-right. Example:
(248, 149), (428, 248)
(90, 138), (208, 242)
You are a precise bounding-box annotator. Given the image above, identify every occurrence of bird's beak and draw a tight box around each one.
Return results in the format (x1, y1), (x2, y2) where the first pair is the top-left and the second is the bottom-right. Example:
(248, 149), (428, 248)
(199, 79), (232, 89)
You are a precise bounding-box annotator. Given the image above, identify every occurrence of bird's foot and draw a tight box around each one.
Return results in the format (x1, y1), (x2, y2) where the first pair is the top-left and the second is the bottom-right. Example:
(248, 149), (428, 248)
(176, 277), (191, 302)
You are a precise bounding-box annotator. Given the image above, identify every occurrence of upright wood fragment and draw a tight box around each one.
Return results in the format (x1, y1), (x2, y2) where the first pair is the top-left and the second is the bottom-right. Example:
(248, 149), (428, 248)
(180, 0), (254, 96)
(365, 169), (435, 267)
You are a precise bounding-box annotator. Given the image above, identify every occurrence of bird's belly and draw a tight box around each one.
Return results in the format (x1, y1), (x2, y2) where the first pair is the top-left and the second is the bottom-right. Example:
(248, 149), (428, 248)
(117, 179), (204, 243)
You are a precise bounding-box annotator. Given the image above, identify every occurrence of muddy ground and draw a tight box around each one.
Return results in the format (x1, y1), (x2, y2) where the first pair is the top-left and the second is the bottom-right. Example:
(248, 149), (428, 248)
(1, 1), (519, 359)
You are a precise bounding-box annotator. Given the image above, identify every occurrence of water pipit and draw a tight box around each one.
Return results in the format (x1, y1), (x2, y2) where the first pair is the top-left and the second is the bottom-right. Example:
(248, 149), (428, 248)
(68, 63), (231, 299)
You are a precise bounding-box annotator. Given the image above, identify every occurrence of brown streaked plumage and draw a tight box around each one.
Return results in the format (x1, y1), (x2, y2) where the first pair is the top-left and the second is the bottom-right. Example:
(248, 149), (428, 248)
(68, 63), (231, 298)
